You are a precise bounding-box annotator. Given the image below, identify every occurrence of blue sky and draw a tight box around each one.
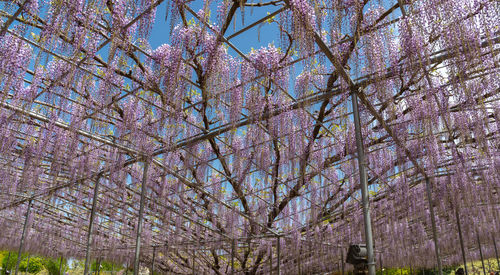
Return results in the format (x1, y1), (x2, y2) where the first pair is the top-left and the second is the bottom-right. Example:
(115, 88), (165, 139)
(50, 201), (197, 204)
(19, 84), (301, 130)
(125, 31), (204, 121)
(0, 0), (401, 256)
(148, 1), (285, 54)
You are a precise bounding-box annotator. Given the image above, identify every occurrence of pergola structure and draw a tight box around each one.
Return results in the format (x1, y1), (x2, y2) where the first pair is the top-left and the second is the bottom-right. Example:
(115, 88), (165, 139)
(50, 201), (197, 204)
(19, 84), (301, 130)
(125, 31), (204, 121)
(0, 0), (499, 274)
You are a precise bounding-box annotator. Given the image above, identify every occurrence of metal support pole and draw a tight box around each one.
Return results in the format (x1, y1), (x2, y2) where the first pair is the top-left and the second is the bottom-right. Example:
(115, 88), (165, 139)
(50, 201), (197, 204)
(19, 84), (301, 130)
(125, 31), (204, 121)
(58, 256), (63, 275)
(269, 245), (272, 275)
(134, 159), (150, 275)
(277, 236), (281, 275)
(455, 208), (468, 275)
(192, 250), (195, 275)
(477, 231), (486, 275)
(297, 246), (302, 275)
(397, 3), (439, 274)
(84, 178), (101, 275)
(152, 246), (156, 275)
(493, 233), (500, 272)
(341, 246), (344, 275)
(6, 251), (11, 273)
(25, 254), (30, 275)
(380, 254), (383, 273)
(351, 93), (376, 275)
(96, 257), (101, 275)
(15, 199), (32, 275)
(424, 178), (443, 275)
(231, 240), (235, 275)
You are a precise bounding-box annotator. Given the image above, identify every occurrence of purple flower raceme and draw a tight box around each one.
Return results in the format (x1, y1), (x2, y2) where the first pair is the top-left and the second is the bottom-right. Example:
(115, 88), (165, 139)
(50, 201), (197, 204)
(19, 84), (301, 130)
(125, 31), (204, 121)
(0, 0), (497, 272)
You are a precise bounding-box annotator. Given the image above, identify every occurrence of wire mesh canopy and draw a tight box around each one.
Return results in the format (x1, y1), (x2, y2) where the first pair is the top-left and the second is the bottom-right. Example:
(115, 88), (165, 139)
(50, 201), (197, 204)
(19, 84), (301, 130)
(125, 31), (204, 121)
(0, 0), (499, 274)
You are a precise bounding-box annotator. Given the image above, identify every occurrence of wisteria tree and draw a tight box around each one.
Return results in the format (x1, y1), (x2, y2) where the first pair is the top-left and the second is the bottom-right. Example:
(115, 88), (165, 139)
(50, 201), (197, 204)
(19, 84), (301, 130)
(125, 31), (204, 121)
(0, 0), (499, 274)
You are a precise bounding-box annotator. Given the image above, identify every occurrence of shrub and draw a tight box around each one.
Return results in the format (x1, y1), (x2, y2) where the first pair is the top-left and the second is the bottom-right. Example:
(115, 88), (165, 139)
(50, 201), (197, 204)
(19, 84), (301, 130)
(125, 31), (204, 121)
(91, 260), (115, 272)
(1, 252), (17, 275)
(43, 258), (67, 275)
(20, 257), (44, 274)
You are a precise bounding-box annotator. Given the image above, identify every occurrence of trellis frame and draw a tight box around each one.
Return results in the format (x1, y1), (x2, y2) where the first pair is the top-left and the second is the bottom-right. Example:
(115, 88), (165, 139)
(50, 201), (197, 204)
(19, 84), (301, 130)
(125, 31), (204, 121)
(0, 0), (499, 274)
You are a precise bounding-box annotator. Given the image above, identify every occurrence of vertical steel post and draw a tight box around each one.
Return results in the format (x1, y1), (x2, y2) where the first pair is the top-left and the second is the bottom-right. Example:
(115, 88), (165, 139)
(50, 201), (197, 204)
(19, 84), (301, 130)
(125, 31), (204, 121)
(424, 178), (443, 275)
(493, 233), (500, 272)
(152, 246), (156, 275)
(58, 256), (63, 275)
(341, 246), (344, 275)
(395, 2), (442, 273)
(351, 93), (376, 275)
(96, 257), (101, 275)
(6, 251), (11, 273)
(192, 249), (195, 275)
(269, 244), (273, 275)
(134, 159), (150, 275)
(455, 208), (468, 275)
(297, 246), (301, 275)
(25, 254), (30, 275)
(231, 239), (235, 275)
(477, 231), (486, 275)
(84, 178), (101, 275)
(15, 199), (32, 275)
(380, 254), (383, 273)
(277, 236), (281, 275)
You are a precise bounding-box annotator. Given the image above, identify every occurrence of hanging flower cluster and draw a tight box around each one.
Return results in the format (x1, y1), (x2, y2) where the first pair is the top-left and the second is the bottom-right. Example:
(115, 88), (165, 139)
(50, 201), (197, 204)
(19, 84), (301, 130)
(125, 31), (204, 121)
(0, 0), (498, 274)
